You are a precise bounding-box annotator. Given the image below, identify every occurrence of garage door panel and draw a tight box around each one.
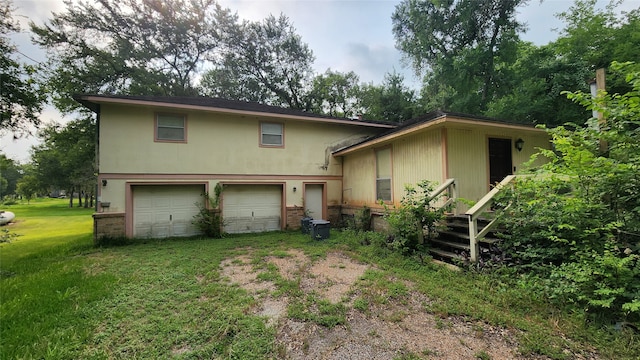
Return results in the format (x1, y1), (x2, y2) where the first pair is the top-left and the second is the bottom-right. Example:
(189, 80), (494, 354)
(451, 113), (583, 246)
(222, 185), (282, 234)
(133, 185), (203, 238)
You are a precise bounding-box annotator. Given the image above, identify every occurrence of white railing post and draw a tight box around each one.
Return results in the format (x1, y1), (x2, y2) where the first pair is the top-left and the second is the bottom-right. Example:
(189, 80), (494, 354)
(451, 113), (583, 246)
(468, 215), (478, 262)
(451, 180), (458, 215)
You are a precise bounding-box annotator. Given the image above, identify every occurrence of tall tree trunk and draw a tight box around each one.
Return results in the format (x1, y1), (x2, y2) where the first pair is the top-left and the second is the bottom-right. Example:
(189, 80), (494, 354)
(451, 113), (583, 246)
(78, 190), (83, 208)
(69, 187), (74, 207)
(84, 192), (89, 208)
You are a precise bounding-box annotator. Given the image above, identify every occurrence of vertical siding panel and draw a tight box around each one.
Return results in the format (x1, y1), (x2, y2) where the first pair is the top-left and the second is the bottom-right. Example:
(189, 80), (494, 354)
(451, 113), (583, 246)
(392, 129), (443, 205)
(448, 128), (487, 205)
(342, 149), (376, 206)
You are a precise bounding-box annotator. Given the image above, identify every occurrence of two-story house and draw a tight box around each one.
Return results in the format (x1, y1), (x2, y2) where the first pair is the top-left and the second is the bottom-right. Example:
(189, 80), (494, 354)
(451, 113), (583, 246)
(75, 95), (549, 240)
(75, 95), (393, 239)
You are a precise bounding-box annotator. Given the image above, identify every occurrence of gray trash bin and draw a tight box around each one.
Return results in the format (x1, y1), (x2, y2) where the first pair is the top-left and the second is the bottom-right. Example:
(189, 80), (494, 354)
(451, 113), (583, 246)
(301, 217), (313, 234)
(311, 220), (330, 240)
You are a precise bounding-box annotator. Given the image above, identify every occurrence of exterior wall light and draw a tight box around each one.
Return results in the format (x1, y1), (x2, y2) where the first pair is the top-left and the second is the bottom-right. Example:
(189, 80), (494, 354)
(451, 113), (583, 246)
(102, 179), (108, 186)
(515, 138), (524, 152)
(293, 186), (297, 192)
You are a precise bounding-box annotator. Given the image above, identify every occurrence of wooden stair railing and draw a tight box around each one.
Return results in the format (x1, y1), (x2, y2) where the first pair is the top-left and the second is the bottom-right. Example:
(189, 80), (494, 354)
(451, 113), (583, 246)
(427, 178), (458, 214)
(464, 175), (517, 262)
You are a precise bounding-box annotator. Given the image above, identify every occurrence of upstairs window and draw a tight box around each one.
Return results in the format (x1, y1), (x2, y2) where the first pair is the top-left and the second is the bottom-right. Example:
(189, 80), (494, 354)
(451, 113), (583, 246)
(375, 147), (392, 202)
(260, 122), (284, 147)
(156, 114), (186, 142)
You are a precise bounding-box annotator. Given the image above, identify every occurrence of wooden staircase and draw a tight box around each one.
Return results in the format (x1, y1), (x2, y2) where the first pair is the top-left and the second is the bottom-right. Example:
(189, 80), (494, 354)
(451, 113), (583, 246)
(429, 215), (501, 264)
(423, 175), (518, 264)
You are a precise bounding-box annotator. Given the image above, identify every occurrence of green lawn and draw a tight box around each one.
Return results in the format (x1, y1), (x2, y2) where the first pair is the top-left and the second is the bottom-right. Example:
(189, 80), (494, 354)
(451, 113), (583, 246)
(1, 199), (638, 359)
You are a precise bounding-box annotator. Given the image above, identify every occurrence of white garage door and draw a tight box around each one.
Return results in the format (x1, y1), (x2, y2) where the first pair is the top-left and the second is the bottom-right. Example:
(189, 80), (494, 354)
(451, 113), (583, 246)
(133, 185), (204, 238)
(222, 185), (282, 233)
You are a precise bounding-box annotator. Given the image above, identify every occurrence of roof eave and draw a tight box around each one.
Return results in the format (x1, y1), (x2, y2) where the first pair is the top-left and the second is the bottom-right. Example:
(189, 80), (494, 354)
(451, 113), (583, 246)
(333, 115), (547, 156)
(73, 95), (396, 129)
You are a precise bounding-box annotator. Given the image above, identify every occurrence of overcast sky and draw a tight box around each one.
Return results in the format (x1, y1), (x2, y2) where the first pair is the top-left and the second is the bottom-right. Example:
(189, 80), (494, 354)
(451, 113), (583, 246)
(2, 0), (639, 162)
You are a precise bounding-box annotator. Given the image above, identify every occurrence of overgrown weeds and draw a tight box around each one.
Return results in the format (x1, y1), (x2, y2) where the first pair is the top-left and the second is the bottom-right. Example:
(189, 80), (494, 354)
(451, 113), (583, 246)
(382, 180), (449, 254)
(488, 63), (640, 326)
(192, 183), (224, 238)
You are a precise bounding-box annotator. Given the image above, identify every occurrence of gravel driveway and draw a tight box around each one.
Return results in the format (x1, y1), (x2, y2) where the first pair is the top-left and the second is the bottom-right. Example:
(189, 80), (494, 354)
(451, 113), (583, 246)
(220, 249), (550, 360)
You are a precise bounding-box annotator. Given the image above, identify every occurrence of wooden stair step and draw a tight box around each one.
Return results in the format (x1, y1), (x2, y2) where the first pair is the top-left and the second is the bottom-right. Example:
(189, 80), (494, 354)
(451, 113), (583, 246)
(430, 238), (470, 251)
(446, 221), (469, 228)
(446, 214), (469, 221)
(445, 215), (494, 225)
(439, 231), (500, 245)
(438, 230), (470, 240)
(429, 248), (463, 260)
(479, 237), (500, 245)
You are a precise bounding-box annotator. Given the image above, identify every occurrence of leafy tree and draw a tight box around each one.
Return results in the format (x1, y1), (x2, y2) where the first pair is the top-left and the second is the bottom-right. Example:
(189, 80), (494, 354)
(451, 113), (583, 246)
(0, 0), (44, 135)
(555, 0), (640, 70)
(0, 153), (23, 197)
(360, 72), (418, 123)
(484, 42), (592, 126)
(392, 0), (525, 114)
(307, 69), (361, 118)
(31, 0), (236, 112)
(31, 117), (96, 207)
(496, 62), (640, 322)
(553, 0), (640, 99)
(16, 174), (39, 203)
(484, 1), (640, 126)
(200, 14), (315, 110)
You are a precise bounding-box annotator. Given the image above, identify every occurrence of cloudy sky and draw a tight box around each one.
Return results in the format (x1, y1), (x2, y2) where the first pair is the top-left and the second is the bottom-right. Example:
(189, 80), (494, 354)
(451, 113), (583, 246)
(2, 0), (639, 162)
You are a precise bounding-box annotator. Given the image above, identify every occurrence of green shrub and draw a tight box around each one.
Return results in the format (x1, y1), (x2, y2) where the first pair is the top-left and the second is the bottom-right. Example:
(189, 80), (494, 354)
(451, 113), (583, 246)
(548, 244), (640, 320)
(193, 184), (224, 238)
(0, 228), (19, 243)
(383, 180), (449, 254)
(355, 205), (372, 232)
(2, 196), (18, 205)
(494, 62), (640, 324)
(495, 176), (615, 272)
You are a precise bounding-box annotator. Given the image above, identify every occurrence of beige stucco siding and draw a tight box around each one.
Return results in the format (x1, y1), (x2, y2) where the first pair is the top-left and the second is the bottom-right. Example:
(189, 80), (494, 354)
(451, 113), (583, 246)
(96, 103), (383, 234)
(99, 104), (375, 176)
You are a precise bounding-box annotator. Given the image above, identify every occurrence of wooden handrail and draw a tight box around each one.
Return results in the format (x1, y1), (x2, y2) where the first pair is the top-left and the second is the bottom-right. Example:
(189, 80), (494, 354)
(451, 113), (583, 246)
(464, 175), (518, 262)
(428, 178), (457, 214)
(466, 175), (516, 220)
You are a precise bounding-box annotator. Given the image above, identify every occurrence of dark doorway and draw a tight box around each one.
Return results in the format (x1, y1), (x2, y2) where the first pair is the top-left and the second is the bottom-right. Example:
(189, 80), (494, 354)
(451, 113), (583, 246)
(488, 138), (512, 187)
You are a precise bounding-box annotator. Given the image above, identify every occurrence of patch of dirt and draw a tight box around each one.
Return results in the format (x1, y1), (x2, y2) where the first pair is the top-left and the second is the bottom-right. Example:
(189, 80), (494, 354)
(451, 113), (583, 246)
(219, 249), (552, 359)
(220, 254), (275, 293)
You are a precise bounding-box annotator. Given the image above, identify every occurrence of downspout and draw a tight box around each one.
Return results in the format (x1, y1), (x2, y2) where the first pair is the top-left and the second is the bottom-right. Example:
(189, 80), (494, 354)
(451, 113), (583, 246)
(94, 105), (101, 212)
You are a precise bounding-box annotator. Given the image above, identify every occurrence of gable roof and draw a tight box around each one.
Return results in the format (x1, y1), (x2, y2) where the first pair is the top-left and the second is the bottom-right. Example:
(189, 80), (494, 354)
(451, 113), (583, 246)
(332, 110), (547, 156)
(73, 94), (396, 129)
